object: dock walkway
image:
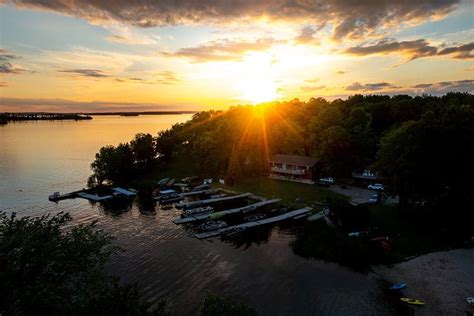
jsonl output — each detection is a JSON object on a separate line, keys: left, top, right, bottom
{"left": 195, "top": 207, "right": 313, "bottom": 239}
{"left": 173, "top": 198, "right": 281, "bottom": 224}
{"left": 175, "top": 193, "right": 250, "bottom": 209}
{"left": 77, "top": 192, "right": 113, "bottom": 201}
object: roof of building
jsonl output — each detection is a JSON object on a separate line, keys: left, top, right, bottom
{"left": 269, "top": 154, "right": 320, "bottom": 166}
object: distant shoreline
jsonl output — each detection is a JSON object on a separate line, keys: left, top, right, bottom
{"left": 0, "top": 111, "right": 197, "bottom": 124}
{"left": 1, "top": 111, "right": 197, "bottom": 116}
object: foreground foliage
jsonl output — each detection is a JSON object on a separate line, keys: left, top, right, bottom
{"left": 0, "top": 212, "right": 166, "bottom": 315}
{"left": 199, "top": 293, "right": 258, "bottom": 316}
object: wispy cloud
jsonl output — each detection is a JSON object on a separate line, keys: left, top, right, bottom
{"left": 58, "top": 68, "right": 111, "bottom": 78}
{"left": 410, "top": 79, "right": 473, "bottom": 94}
{"left": 294, "top": 25, "right": 322, "bottom": 44}
{"left": 0, "top": 49, "right": 27, "bottom": 74}
{"left": 346, "top": 82, "right": 396, "bottom": 91}
{"left": 0, "top": 97, "right": 190, "bottom": 112}
{"left": 345, "top": 38, "right": 473, "bottom": 61}
{"left": 161, "top": 38, "right": 279, "bottom": 62}
{"left": 3, "top": 1, "right": 460, "bottom": 40}
{"left": 437, "top": 42, "right": 474, "bottom": 59}
{"left": 300, "top": 85, "right": 326, "bottom": 91}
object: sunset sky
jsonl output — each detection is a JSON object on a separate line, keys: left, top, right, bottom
{"left": 0, "top": 0, "right": 473, "bottom": 112}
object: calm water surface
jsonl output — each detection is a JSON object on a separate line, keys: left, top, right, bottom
{"left": 0, "top": 115, "right": 395, "bottom": 315}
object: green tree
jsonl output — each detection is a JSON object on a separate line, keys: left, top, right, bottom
{"left": 90, "top": 143, "right": 134, "bottom": 185}
{"left": 130, "top": 133, "right": 156, "bottom": 167}
{"left": 0, "top": 212, "right": 166, "bottom": 315}
{"left": 199, "top": 293, "right": 257, "bottom": 316}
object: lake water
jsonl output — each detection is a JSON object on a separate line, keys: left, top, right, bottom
{"left": 0, "top": 116, "right": 396, "bottom": 315}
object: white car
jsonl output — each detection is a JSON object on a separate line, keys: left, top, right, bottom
{"left": 368, "top": 183, "right": 384, "bottom": 191}
{"left": 319, "top": 177, "right": 335, "bottom": 184}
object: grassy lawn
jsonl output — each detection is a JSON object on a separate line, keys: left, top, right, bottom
{"left": 369, "top": 204, "right": 456, "bottom": 261}
{"left": 219, "top": 176, "right": 347, "bottom": 209}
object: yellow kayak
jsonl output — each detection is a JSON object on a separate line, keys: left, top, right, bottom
{"left": 400, "top": 297, "right": 425, "bottom": 305}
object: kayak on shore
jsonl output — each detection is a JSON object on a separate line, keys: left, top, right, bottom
{"left": 389, "top": 283, "right": 407, "bottom": 290}
{"left": 400, "top": 297, "right": 425, "bottom": 306}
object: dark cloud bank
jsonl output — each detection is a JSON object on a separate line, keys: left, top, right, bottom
{"left": 3, "top": 1, "right": 460, "bottom": 40}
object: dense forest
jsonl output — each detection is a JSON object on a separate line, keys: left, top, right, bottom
{"left": 89, "top": 93, "right": 474, "bottom": 218}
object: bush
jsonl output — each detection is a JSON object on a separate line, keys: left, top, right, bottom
{"left": 0, "top": 212, "right": 166, "bottom": 315}
{"left": 199, "top": 293, "right": 257, "bottom": 316}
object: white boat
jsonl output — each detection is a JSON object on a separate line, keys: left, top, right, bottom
{"left": 244, "top": 213, "right": 266, "bottom": 222}
{"left": 198, "top": 220, "right": 228, "bottom": 232}
{"left": 183, "top": 206, "right": 214, "bottom": 217}
{"left": 222, "top": 227, "right": 247, "bottom": 238}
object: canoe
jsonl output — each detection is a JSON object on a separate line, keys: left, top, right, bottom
{"left": 400, "top": 298, "right": 425, "bottom": 305}
{"left": 389, "top": 283, "right": 407, "bottom": 290}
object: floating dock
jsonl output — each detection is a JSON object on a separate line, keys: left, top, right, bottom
{"left": 307, "top": 208, "right": 329, "bottom": 221}
{"left": 173, "top": 198, "right": 280, "bottom": 224}
{"left": 175, "top": 193, "right": 251, "bottom": 209}
{"left": 48, "top": 191, "right": 79, "bottom": 202}
{"left": 195, "top": 207, "right": 313, "bottom": 239}
{"left": 77, "top": 192, "right": 113, "bottom": 201}
{"left": 153, "top": 189, "right": 217, "bottom": 201}
{"left": 112, "top": 187, "right": 137, "bottom": 197}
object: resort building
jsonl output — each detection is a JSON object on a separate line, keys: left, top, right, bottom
{"left": 268, "top": 154, "right": 321, "bottom": 184}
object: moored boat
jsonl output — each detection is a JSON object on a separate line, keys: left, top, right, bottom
{"left": 244, "top": 213, "right": 266, "bottom": 222}
{"left": 222, "top": 227, "right": 247, "bottom": 238}
{"left": 183, "top": 206, "right": 214, "bottom": 217}
{"left": 198, "top": 220, "right": 228, "bottom": 232}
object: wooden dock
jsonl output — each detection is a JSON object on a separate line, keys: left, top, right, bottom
{"left": 194, "top": 207, "right": 313, "bottom": 239}
{"left": 153, "top": 189, "right": 217, "bottom": 201}
{"left": 77, "top": 192, "right": 113, "bottom": 201}
{"left": 307, "top": 208, "right": 329, "bottom": 221}
{"left": 173, "top": 198, "right": 281, "bottom": 224}
{"left": 175, "top": 193, "right": 251, "bottom": 209}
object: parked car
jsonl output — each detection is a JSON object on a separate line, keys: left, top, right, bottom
{"left": 319, "top": 177, "right": 335, "bottom": 185}
{"left": 368, "top": 183, "right": 384, "bottom": 191}
{"left": 369, "top": 193, "right": 379, "bottom": 204}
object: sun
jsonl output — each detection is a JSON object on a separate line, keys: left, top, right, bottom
{"left": 236, "top": 52, "right": 279, "bottom": 104}
{"left": 239, "top": 78, "right": 278, "bottom": 104}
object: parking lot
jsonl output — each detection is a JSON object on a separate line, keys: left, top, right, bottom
{"left": 328, "top": 185, "right": 399, "bottom": 205}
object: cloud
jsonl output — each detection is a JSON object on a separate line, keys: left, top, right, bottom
{"left": 346, "top": 82, "right": 396, "bottom": 91}
{"left": 0, "top": 49, "right": 27, "bottom": 74}
{"left": 300, "top": 85, "right": 326, "bottom": 91}
{"left": 410, "top": 79, "right": 473, "bottom": 95}
{"left": 0, "top": 97, "right": 192, "bottom": 112}
{"left": 345, "top": 39, "right": 438, "bottom": 61}
{"left": 105, "top": 29, "right": 159, "bottom": 45}
{"left": 58, "top": 68, "right": 111, "bottom": 78}
{"left": 437, "top": 42, "right": 474, "bottom": 59}
{"left": 155, "top": 71, "right": 181, "bottom": 84}
{"left": 161, "top": 38, "right": 278, "bottom": 62}
{"left": 59, "top": 67, "right": 181, "bottom": 85}
{"left": 345, "top": 38, "right": 473, "bottom": 61}
{"left": 294, "top": 25, "right": 322, "bottom": 44}
{"left": 3, "top": 1, "right": 460, "bottom": 40}
{"left": 305, "top": 78, "right": 319, "bottom": 83}
{"left": 115, "top": 71, "right": 181, "bottom": 85}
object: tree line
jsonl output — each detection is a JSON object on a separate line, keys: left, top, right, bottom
{"left": 90, "top": 92, "right": 473, "bottom": 215}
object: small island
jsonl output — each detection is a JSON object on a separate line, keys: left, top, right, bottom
{"left": 0, "top": 113, "right": 92, "bottom": 124}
